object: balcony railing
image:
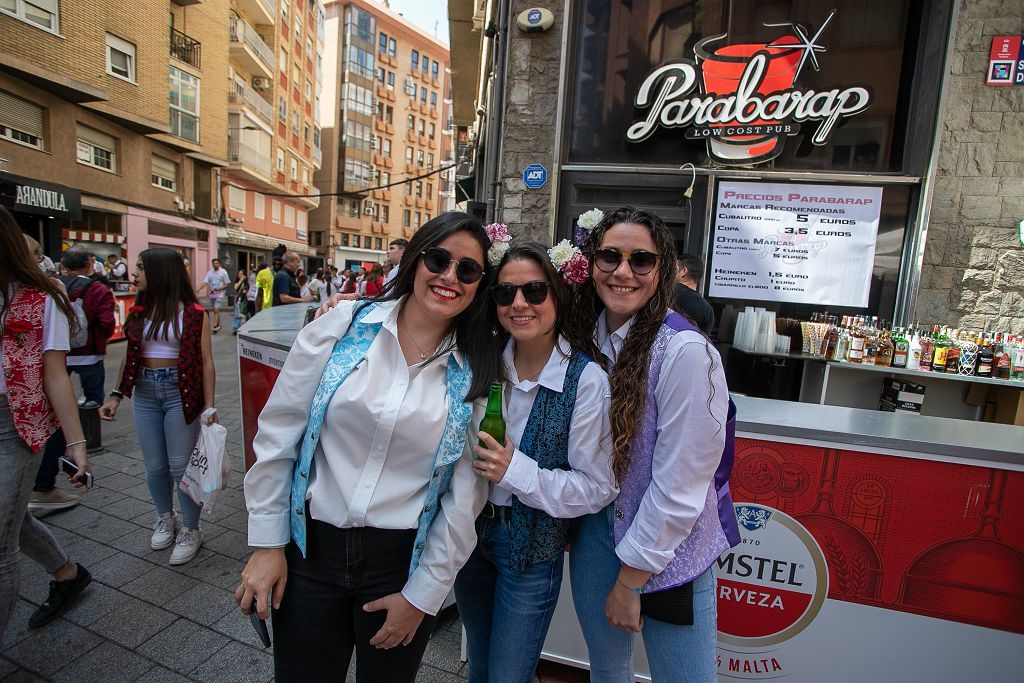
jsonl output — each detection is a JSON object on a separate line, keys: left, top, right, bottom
{"left": 228, "top": 81, "right": 273, "bottom": 123}
{"left": 170, "top": 28, "right": 201, "bottom": 68}
{"left": 229, "top": 17, "right": 273, "bottom": 72}
{"left": 169, "top": 109, "right": 199, "bottom": 142}
{"left": 228, "top": 139, "right": 272, "bottom": 178}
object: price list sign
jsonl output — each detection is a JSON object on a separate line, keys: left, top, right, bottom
{"left": 708, "top": 181, "right": 883, "bottom": 307}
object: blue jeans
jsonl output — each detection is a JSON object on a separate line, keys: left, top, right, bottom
{"left": 37, "top": 359, "right": 106, "bottom": 491}
{"left": 230, "top": 297, "right": 243, "bottom": 332}
{"left": 132, "top": 367, "right": 202, "bottom": 529}
{"left": 454, "top": 515, "right": 563, "bottom": 683}
{"left": 570, "top": 505, "right": 718, "bottom": 683}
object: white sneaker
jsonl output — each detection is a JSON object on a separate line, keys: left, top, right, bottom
{"left": 151, "top": 512, "right": 177, "bottom": 550}
{"left": 169, "top": 528, "right": 203, "bottom": 566}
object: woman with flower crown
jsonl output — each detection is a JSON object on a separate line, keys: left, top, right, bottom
{"left": 565, "top": 206, "right": 739, "bottom": 682}
{"left": 453, "top": 230, "right": 616, "bottom": 683}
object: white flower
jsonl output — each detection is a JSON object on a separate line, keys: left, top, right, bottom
{"left": 547, "top": 239, "right": 577, "bottom": 268}
{"left": 577, "top": 208, "right": 604, "bottom": 231}
{"left": 488, "top": 240, "right": 510, "bottom": 266}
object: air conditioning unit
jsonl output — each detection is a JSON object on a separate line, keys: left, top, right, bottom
{"left": 252, "top": 77, "right": 271, "bottom": 91}
{"left": 405, "top": 78, "right": 416, "bottom": 96}
{"left": 364, "top": 199, "right": 375, "bottom": 215}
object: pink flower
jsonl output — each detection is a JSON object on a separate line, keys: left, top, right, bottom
{"left": 561, "top": 252, "right": 590, "bottom": 285}
{"left": 483, "top": 222, "right": 511, "bottom": 244}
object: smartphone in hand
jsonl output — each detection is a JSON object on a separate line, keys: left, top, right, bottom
{"left": 58, "top": 456, "right": 94, "bottom": 489}
{"left": 250, "top": 598, "right": 271, "bottom": 648}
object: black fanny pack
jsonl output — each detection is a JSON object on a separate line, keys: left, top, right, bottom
{"left": 640, "top": 581, "right": 694, "bottom": 626}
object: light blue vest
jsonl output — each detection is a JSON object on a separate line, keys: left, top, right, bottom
{"left": 289, "top": 303, "right": 475, "bottom": 576}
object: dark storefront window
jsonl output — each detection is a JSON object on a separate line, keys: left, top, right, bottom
{"left": 567, "top": 0, "right": 922, "bottom": 172}
{"left": 193, "top": 162, "right": 212, "bottom": 219}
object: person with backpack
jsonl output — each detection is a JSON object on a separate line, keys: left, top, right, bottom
{"left": 30, "top": 247, "right": 114, "bottom": 516}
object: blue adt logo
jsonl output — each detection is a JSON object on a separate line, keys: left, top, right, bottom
{"left": 736, "top": 505, "right": 772, "bottom": 532}
{"left": 522, "top": 163, "right": 548, "bottom": 189}
{"left": 527, "top": 8, "right": 542, "bottom": 24}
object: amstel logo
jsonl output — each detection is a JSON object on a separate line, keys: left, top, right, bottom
{"left": 716, "top": 504, "right": 828, "bottom": 648}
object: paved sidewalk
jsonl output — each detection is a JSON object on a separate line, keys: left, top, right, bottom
{"left": 1, "top": 330, "right": 472, "bottom": 682}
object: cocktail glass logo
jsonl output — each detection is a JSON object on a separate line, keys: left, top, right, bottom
{"left": 627, "top": 11, "right": 873, "bottom": 165}
{"left": 716, "top": 505, "right": 828, "bottom": 656}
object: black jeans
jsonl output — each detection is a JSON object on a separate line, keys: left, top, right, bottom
{"left": 36, "top": 360, "right": 105, "bottom": 491}
{"left": 272, "top": 519, "right": 437, "bottom": 683}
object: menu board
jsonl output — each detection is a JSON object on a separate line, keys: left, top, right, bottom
{"left": 708, "top": 181, "right": 883, "bottom": 307}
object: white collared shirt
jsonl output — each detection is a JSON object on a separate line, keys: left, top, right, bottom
{"left": 244, "top": 298, "right": 487, "bottom": 615}
{"left": 596, "top": 311, "right": 729, "bottom": 575}
{"left": 490, "top": 337, "right": 617, "bottom": 517}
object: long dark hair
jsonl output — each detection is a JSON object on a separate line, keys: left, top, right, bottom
{"left": 564, "top": 207, "right": 678, "bottom": 484}
{"left": 362, "top": 211, "right": 502, "bottom": 401}
{"left": 131, "top": 247, "right": 200, "bottom": 340}
{"left": 489, "top": 242, "right": 592, "bottom": 357}
{"left": 0, "top": 207, "right": 76, "bottom": 329}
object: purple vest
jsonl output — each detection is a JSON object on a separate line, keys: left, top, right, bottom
{"left": 612, "top": 312, "right": 741, "bottom": 592}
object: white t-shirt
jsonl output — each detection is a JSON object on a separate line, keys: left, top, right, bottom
{"left": 204, "top": 267, "right": 231, "bottom": 298}
{"left": 0, "top": 287, "right": 71, "bottom": 395}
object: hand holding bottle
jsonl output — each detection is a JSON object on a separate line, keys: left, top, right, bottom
{"left": 472, "top": 432, "right": 515, "bottom": 484}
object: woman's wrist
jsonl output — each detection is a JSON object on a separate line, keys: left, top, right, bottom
{"left": 615, "top": 576, "right": 644, "bottom": 594}
{"left": 64, "top": 439, "right": 87, "bottom": 449}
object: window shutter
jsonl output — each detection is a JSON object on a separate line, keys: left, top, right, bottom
{"left": 0, "top": 91, "right": 44, "bottom": 137}
{"left": 152, "top": 155, "right": 177, "bottom": 180}
{"left": 76, "top": 124, "right": 116, "bottom": 151}
{"left": 32, "top": 0, "right": 59, "bottom": 11}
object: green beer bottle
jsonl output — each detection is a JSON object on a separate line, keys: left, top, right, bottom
{"left": 478, "top": 382, "right": 506, "bottom": 448}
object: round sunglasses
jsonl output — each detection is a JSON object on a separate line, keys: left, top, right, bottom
{"left": 592, "top": 248, "right": 659, "bottom": 276}
{"left": 420, "top": 247, "right": 485, "bottom": 284}
{"left": 491, "top": 281, "right": 551, "bottom": 307}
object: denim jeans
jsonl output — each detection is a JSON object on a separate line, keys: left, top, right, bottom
{"left": 230, "top": 298, "right": 243, "bottom": 333}
{"left": 272, "top": 518, "right": 437, "bottom": 683}
{"left": 570, "top": 505, "right": 718, "bottom": 683}
{"left": 37, "top": 359, "right": 106, "bottom": 491}
{"left": 0, "top": 397, "right": 69, "bottom": 638}
{"left": 132, "top": 367, "right": 202, "bottom": 529}
{"left": 454, "top": 515, "right": 563, "bottom": 683}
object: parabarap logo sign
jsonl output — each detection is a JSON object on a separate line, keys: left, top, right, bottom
{"left": 626, "top": 11, "right": 873, "bottom": 165}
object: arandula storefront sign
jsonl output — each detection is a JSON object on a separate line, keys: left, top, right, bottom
{"left": 626, "top": 11, "right": 874, "bottom": 165}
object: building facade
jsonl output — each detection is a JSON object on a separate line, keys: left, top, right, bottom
{"left": 312, "top": 0, "right": 452, "bottom": 271}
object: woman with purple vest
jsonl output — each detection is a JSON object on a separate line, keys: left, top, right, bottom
{"left": 565, "top": 207, "right": 740, "bottom": 682}
{"left": 455, "top": 240, "right": 616, "bottom": 683}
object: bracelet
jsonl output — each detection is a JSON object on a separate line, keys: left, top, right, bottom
{"left": 110, "top": 390, "right": 124, "bottom": 400}
{"left": 64, "top": 439, "right": 87, "bottom": 448}
{"left": 616, "top": 576, "right": 644, "bottom": 595}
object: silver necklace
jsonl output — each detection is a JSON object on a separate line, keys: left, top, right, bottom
{"left": 401, "top": 324, "right": 435, "bottom": 361}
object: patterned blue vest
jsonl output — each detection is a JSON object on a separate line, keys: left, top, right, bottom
{"left": 289, "top": 303, "right": 475, "bottom": 576}
{"left": 508, "top": 351, "right": 592, "bottom": 573}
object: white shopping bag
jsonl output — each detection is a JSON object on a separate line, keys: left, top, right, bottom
{"left": 180, "top": 408, "right": 231, "bottom": 514}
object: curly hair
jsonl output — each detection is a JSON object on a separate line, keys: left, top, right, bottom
{"left": 564, "top": 207, "right": 679, "bottom": 484}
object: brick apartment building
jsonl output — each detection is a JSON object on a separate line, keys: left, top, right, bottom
{"left": 311, "top": 0, "right": 455, "bottom": 271}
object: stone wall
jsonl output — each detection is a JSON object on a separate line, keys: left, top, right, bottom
{"left": 918, "top": 1, "right": 1024, "bottom": 335}
{"left": 496, "top": 1, "right": 564, "bottom": 243}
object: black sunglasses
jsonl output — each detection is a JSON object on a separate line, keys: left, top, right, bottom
{"left": 420, "top": 247, "right": 485, "bottom": 284}
{"left": 491, "top": 281, "right": 551, "bottom": 307}
{"left": 593, "top": 248, "right": 659, "bottom": 276}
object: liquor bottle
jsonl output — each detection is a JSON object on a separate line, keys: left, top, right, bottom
{"left": 932, "top": 326, "right": 949, "bottom": 373}
{"left": 835, "top": 317, "right": 851, "bottom": 362}
{"left": 848, "top": 317, "right": 865, "bottom": 364}
{"left": 976, "top": 339, "right": 994, "bottom": 378}
{"left": 892, "top": 328, "right": 909, "bottom": 368}
{"left": 906, "top": 331, "right": 922, "bottom": 370}
{"left": 876, "top": 325, "right": 894, "bottom": 367}
{"left": 919, "top": 327, "right": 934, "bottom": 372}
{"left": 945, "top": 330, "right": 961, "bottom": 374}
{"left": 993, "top": 335, "right": 1012, "bottom": 380}
{"left": 863, "top": 318, "right": 878, "bottom": 366}
{"left": 1011, "top": 336, "right": 1024, "bottom": 381}
{"left": 478, "top": 382, "right": 506, "bottom": 447}
{"left": 823, "top": 318, "right": 839, "bottom": 360}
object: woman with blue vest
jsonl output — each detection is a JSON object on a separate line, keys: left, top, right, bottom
{"left": 565, "top": 207, "right": 740, "bottom": 682}
{"left": 455, "top": 240, "right": 617, "bottom": 683}
{"left": 236, "top": 212, "right": 503, "bottom": 682}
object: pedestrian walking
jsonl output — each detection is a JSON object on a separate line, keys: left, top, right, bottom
{"left": 308, "top": 268, "right": 327, "bottom": 303}
{"left": 384, "top": 238, "right": 407, "bottom": 286}
{"left": 246, "top": 268, "right": 258, "bottom": 320}
{"left": 255, "top": 262, "right": 274, "bottom": 313}
{"left": 1, "top": 208, "right": 93, "bottom": 637}
{"left": 272, "top": 252, "right": 312, "bottom": 306}
{"left": 231, "top": 269, "right": 248, "bottom": 335}
{"left": 198, "top": 257, "right": 231, "bottom": 332}
{"left": 31, "top": 246, "right": 115, "bottom": 516}
{"left": 99, "top": 247, "right": 219, "bottom": 566}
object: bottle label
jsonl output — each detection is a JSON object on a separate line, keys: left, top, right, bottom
{"left": 893, "top": 350, "right": 907, "bottom": 365}
{"left": 933, "top": 347, "right": 948, "bottom": 367}
{"left": 978, "top": 361, "right": 992, "bottom": 376}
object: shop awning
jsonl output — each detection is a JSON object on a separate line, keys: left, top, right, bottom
{"left": 217, "top": 226, "right": 316, "bottom": 257}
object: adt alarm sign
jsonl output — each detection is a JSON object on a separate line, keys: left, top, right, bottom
{"left": 523, "top": 163, "right": 548, "bottom": 189}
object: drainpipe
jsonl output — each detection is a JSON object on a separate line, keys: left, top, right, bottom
{"left": 482, "top": 0, "right": 511, "bottom": 224}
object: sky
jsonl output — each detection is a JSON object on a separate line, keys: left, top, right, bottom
{"left": 378, "top": 0, "right": 450, "bottom": 45}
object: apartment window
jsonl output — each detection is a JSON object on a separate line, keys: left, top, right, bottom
{"left": 281, "top": 0, "right": 288, "bottom": 18}
{"left": 379, "top": 32, "right": 388, "bottom": 53}
{"left": 290, "top": 157, "right": 298, "bottom": 181}
{"left": 415, "top": 211, "right": 421, "bottom": 225}
{"left": 381, "top": 206, "right": 390, "bottom": 223}
{"left": 0, "top": 90, "right": 45, "bottom": 149}
{"left": 272, "top": 199, "right": 281, "bottom": 223}
{"left": 386, "top": 71, "right": 395, "bottom": 89}
{"left": 151, "top": 155, "right": 177, "bottom": 191}
{"left": 388, "top": 38, "right": 396, "bottom": 58}
{"left": 343, "top": 82, "right": 373, "bottom": 116}
{"left": 292, "top": 64, "right": 301, "bottom": 86}
{"left": 344, "top": 159, "right": 372, "bottom": 187}
{"left": 75, "top": 124, "right": 117, "bottom": 172}
{"left": 384, "top": 105, "right": 393, "bottom": 124}
{"left": 429, "top": 122, "right": 436, "bottom": 139}
{"left": 381, "top": 171, "right": 390, "bottom": 185}
{"left": 305, "top": 79, "right": 312, "bottom": 100}
{"left": 276, "top": 148, "right": 285, "bottom": 172}
{"left": 411, "top": 50, "right": 419, "bottom": 70}
{"left": 407, "top": 113, "right": 415, "bottom": 130}
{"left": 1, "top": 0, "right": 59, "bottom": 32}
{"left": 430, "top": 91, "right": 437, "bottom": 107}
{"left": 305, "top": 37, "right": 313, "bottom": 56}
{"left": 402, "top": 209, "right": 411, "bottom": 227}
{"left": 405, "top": 147, "right": 413, "bottom": 163}
{"left": 432, "top": 61, "right": 439, "bottom": 79}
{"left": 405, "top": 180, "right": 413, "bottom": 194}
{"left": 297, "top": 210, "right": 307, "bottom": 238}
{"left": 376, "top": 67, "right": 385, "bottom": 83}
{"left": 291, "top": 111, "right": 300, "bottom": 133}
{"left": 228, "top": 185, "right": 246, "bottom": 212}
{"left": 427, "top": 152, "right": 434, "bottom": 167}
{"left": 279, "top": 48, "right": 288, "bottom": 73}
{"left": 352, "top": 235, "right": 361, "bottom": 248}
{"left": 285, "top": 205, "right": 295, "bottom": 228}
{"left": 169, "top": 66, "right": 199, "bottom": 142}
{"left": 313, "top": 126, "right": 321, "bottom": 148}
{"left": 420, "top": 86, "right": 427, "bottom": 103}
{"left": 382, "top": 139, "right": 391, "bottom": 156}
{"left": 303, "top": 123, "right": 310, "bottom": 143}
{"left": 426, "top": 182, "right": 433, "bottom": 196}
{"left": 421, "top": 57, "right": 429, "bottom": 77}
{"left": 425, "top": 214, "right": 431, "bottom": 222}
{"left": 418, "top": 119, "right": 425, "bottom": 135}
{"left": 105, "top": 34, "right": 136, "bottom": 82}
{"left": 416, "top": 150, "right": 424, "bottom": 167}
{"left": 302, "top": 167, "right": 310, "bottom": 185}
{"left": 375, "top": 237, "right": 383, "bottom": 250}
{"left": 294, "top": 16, "right": 302, "bottom": 39}
{"left": 254, "top": 192, "right": 265, "bottom": 219}
{"left": 278, "top": 96, "right": 286, "bottom": 120}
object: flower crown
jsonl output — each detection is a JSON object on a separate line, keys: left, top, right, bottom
{"left": 484, "top": 222, "right": 512, "bottom": 266}
{"left": 574, "top": 208, "right": 604, "bottom": 246}
{"left": 548, "top": 240, "right": 589, "bottom": 285}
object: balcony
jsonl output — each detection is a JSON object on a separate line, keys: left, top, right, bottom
{"left": 229, "top": 17, "right": 273, "bottom": 79}
{"left": 170, "top": 28, "right": 201, "bottom": 68}
{"left": 228, "top": 81, "right": 272, "bottom": 123}
{"left": 300, "top": 186, "right": 321, "bottom": 209}
{"left": 407, "top": 130, "right": 417, "bottom": 143}
{"left": 234, "top": 0, "right": 274, "bottom": 25}
{"left": 313, "top": 145, "right": 323, "bottom": 169}
{"left": 228, "top": 139, "right": 272, "bottom": 181}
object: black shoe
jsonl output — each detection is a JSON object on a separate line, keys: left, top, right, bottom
{"left": 29, "top": 563, "right": 91, "bottom": 628}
